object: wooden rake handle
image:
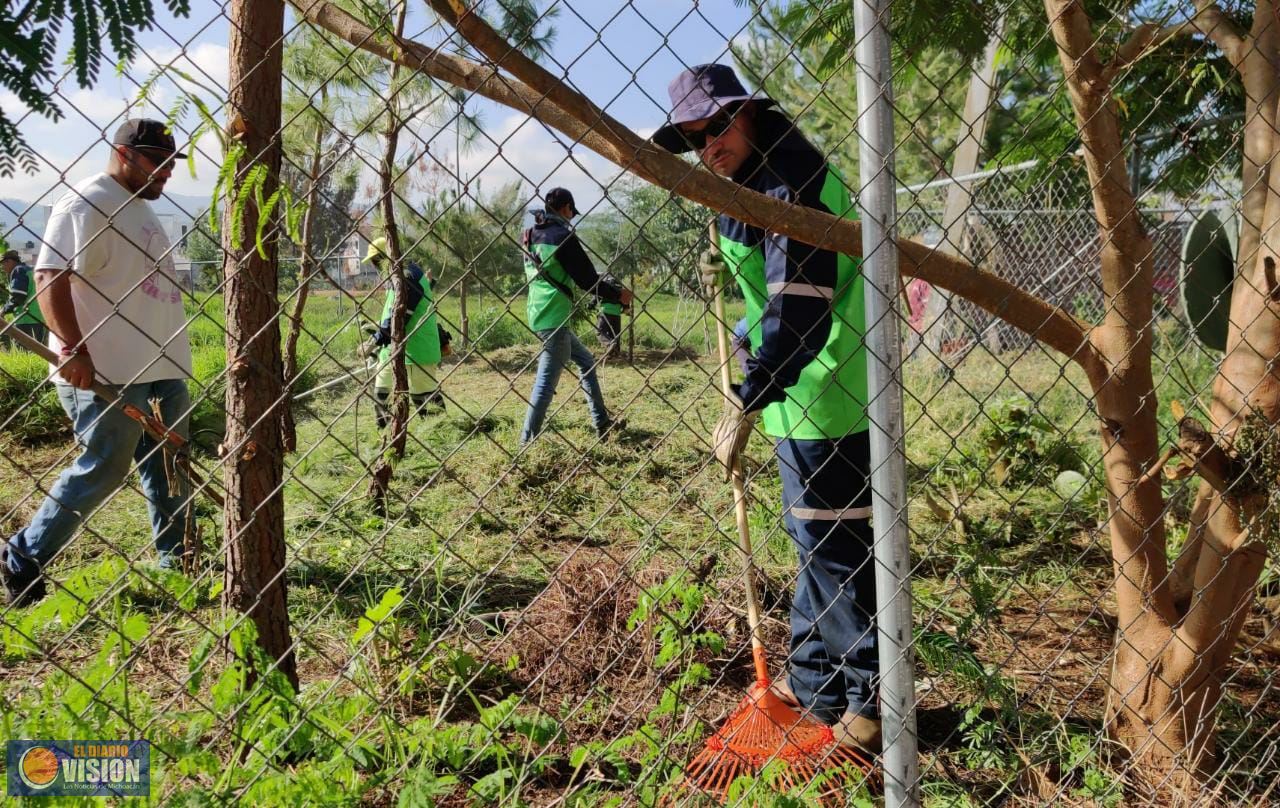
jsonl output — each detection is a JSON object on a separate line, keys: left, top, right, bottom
{"left": 3, "top": 321, "right": 223, "bottom": 508}
{"left": 4, "top": 323, "right": 187, "bottom": 450}
{"left": 706, "top": 220, "right": 771, "bottom": 687}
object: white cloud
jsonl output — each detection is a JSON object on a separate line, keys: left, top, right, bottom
{"left": 4, "top": 41, "right": 231, "bottom": 210}
{"left": 133, "top": 42, "right": 232, "bottom": 99}
{"left": 451, "top": 112, "right": 627, "bottom": 214}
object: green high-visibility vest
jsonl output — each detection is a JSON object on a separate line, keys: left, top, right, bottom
{"left": 524, "top": 243, "right": 576, "bottom": 332}
{"left": 600, "top": 300, "right": 623, "bottom": 316}
{"left": 719, "top": 168, "right": 868, "bottom": 440}
{"left": 377, "top": 264, "right": 440, "bottom": 367}
{"left": 9, "top": 264, "right": 44, "bottom": 326}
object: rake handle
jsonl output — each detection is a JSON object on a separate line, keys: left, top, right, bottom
{"left": 707, "top": 221, "right": 770, "bottom": 687}
{"left": 4, "top": 322, "right": 226, "bottom": 516}
{"left": 4, "top": 322, "right": 190, "bottom": 451}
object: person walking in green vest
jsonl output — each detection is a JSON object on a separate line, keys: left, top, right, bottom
{"left": 654, "top": 64, "right": 880, "bottom": 755}
{"left": 3, "top": 249, "right": 48, "bottom": 346}
{"left": 595, "top": 272, "right": 627, "bottom": 361}
{"left": 520, "top": 188, "right": 631, "bottom": 444}
{"left": 363, "top": 237, "right": 448, "bottom": 428}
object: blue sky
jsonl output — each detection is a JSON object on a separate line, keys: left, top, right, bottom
{"left": 2, "top": 1, "right": 759, "bottom": 220}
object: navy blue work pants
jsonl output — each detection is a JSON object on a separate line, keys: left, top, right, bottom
{"left": 775, "top": 430, "right": 879, "bottom": 722}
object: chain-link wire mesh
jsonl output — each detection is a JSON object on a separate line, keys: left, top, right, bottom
{"left": 1, "top": 0, "right": 1277, "bottom": 806}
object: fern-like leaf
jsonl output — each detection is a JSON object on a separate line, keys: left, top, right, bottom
{"left": 255, "top": 187, "right": 283, "bottom": 260}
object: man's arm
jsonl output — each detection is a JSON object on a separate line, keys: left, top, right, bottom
{"left": 737, "top": 187, "right": 836, "bottom": 414}
{"left": 35, "top": 268, "right": 95, "bottom": 389}
{"left": 556, "top": 235, "right": 623, "bottom": 303}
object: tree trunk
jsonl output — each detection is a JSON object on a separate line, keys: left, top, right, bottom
{"left": 1231, "top": 0, "right": 1278, "bottom": 282}
{"left": 367, "top": 0, "right": 411, "bottom": 511}
{"left": 280, "top": 122, "right": 326, "bottom": 453}
{"left": 1047, "top": 0, "right": 1276, "bottom": 791}
{"left": 222, "top": 0, "right": 297, "bottom": 688}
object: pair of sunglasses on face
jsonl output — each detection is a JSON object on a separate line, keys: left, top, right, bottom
{"left": 127, "top": 147, "right": 178, "bottom": 171}
{"left": 679, "top": 103, "right": 744, "bottom": 151}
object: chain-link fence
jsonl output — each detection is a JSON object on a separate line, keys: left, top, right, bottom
{"left": 1, "top": 0, "right": 1277, "bottom": 806}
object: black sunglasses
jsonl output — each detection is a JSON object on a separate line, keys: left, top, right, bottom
{"left": 126, "top": 146, "right": 178, "bottom": 169}
{"left": 680, "top": 104, "right": 744, "bottom": 151}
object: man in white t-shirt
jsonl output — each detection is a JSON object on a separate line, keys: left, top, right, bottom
{"left": 1, "top": 119, "right": 195, "bottom": 606}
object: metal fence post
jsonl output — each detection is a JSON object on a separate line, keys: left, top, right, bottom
{"left": 854, "top": 0, "right": 920, "bottom": 804}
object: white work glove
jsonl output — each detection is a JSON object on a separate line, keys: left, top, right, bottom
{"left": 699, "top": 249, "right": 727, "bottom": 292}
{"left": 712, "top": 390, "right": 758, "bottom": 481}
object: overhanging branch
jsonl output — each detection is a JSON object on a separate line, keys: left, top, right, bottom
{"left": 1104, "top": 2, "right": 1246, "bottom": 81}
{"left": 290, "top": 0, "right": 1097, "bottom": 369}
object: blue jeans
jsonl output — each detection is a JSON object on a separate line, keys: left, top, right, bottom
{"left": 776, "top": 430, "right": 879, "bottom": 722}
{"left": 520, "top": 326, "right": 608, "bottom": 443}
{"left": 5, "top": 379, "right": 191, "bottom": 580}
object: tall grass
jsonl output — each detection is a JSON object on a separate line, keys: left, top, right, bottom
{"left": 0, "top": 291, "right": 716, "bottom": 444}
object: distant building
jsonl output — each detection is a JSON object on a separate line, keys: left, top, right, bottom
{"left": 3, "top": 197, "right": 199, "bottom": 281}
{"left": 338, "top": 230, "right": 377, "bottom": 289}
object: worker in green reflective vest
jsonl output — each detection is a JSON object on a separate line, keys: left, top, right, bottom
{"left": 520, "top": 187, "right": 631, "bottom": 443}
{"left": 3, "top": 249, "right": 48, "bottom": 346}
{"left": 363, "top": 238, "right": 449, "bottom": 427}
{"left": 654, "top": 64, "right": 879, "bottom": 755}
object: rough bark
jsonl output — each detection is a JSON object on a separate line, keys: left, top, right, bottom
{"left": 280, "top": 121, "right": 326, "bottom": 453}
{"left": 366, "top": 0, "right": 411, "bottom": 511}
{"left": 222, "top": 0, "right": 297, "bottom": 687}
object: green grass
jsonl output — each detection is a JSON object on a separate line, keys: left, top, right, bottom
{"left": 0, "top": 296, "right": 1271, "bottom": 806}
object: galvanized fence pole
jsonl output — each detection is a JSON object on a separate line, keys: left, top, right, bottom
{"left": 854, "top": 0, "right": 920, "bottom": 804}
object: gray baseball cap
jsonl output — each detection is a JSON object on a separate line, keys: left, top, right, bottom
{"left": 651, "top": 64, "right": 775, "bottom": 154}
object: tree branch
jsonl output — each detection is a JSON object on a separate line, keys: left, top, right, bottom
{"left": 1190, "top": 0, "right": 1247, "bottom": 67}
{"left": 1176, "top": 416, "right": 1236, "bottom": 495}
{"left": 1104, "top": 3, "right": 1246, "bottom": 81}
{"left": 290, "top": 0, "right": 1098, "bottom": 370}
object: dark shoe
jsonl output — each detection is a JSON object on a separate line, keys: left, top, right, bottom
{"left": 0, "top": 545, "right": 46, "bottom": 607}
{"left": 596, "top": 417, "right": 626, "bottom": 440}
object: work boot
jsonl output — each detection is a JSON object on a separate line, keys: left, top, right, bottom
{"left": 832, "top": 711, "right": 882, "bottom": 755}
{"left": 596, "top": 416, "right": 626, "bottom": 440}
{"left": 1, "top": 544, "right": 46, "bottom": 607}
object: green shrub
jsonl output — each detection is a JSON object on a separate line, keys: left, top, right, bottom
{"left": 469, "top": 305, "right": 534, "bottom": 351}
{"left": 0, "top": 347, "right": 68, "bottom": 443}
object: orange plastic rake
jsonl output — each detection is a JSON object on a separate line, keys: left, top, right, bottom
{"left": 673, "top": 224, "right": 875, "bottom": 804}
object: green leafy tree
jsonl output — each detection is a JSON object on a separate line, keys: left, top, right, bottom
{"left": 181, "top": 222, "right": 222, "bottom": 291}
{"left": 0, "top": 0, "right": 191, "bottom": 176}
{"left": 400, "top": 181, "right": 528, "bottom": 298}
{"left": 579, "top": 179, "right": 709, "bottom": 296}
